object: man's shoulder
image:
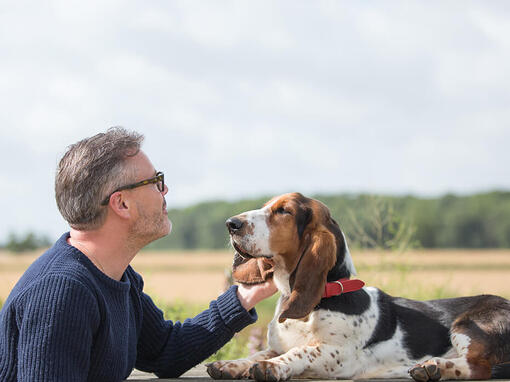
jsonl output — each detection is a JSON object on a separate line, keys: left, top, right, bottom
{"left": 6, "top": 233, "right": 99, "bottom": 306}
{"left": 12, "top": 266, "right": 97, "bottom": 305}
{"left": 3, "top": 267, "right": 100, "bottom": 325}
{"left": 3, "top": 265, "right": 102, "bottom": 333}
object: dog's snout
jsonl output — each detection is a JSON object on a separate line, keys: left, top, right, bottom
{"left": 226, "top": 217, "right": 244, "bottom": 233}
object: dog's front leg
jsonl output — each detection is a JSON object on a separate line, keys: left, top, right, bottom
{"left": 248, "top": 344, "right": 346, "bottom": 381}
{"left": 206, "top": 348, "right": 279, "bottom": 379}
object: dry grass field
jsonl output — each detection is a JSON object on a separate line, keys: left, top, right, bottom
{"left": 2, "top": 248, "right": 510, "bottom": 304}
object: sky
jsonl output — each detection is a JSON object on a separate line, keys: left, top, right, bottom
{"left": 1, "top": 1, "right": 509, "bottom": 242}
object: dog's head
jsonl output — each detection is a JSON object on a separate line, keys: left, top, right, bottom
{"left": 227, "top": 192, "right": 356, "bottom": 322}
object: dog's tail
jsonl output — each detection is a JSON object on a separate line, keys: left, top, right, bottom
{"left": 492, "top": 363, "right": 510, "bottom": 379}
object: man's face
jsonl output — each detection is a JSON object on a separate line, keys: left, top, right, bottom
{"left": 125, "top": 150, "right": 171, "bottom": 244}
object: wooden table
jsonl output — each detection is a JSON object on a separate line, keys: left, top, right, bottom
{"left": 126, "top": 364, "right": 495, "bottom": 382}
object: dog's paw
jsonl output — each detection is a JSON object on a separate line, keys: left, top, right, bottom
{"left": 409, "top": 360, "right": 441, "bottom": 382}
{"left": 206, "top": 360, "right": 252, "bottom": 379}
{"left": 249, "top": 361, "right": 292, "bottom": 382}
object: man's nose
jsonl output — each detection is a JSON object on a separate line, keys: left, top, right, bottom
{"left": 226, "top": 217, "right": 244, "bottom": 234}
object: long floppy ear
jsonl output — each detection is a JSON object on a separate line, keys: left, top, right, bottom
{"left": 278, "top": 228, "right": 337, "bottom": 322}
{"left": 232, "top": 256, "right": 274, "bottom": 285}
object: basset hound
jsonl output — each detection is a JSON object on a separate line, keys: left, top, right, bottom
{"left": 206, "top": 193, "right": 510, "bottom": 381}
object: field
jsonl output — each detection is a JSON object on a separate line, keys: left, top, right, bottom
{"left": 3, "top": 248, "right": 510, "bottom": 303}
{"left": 2, "top": 248, "right": 510, "bottom": 360}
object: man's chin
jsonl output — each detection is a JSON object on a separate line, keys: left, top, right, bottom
{"left": 135, "top": 218, "right": 172, "bottom": 244}
{"left": 157, "top": 218, "right": 172, "bottom": 239}
{"left": 165, "top": 217, "right": 172, "bottom": 234}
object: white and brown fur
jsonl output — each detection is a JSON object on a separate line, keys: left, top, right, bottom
{"left": 206, "top": 193, "right": 510, "bottom": 381}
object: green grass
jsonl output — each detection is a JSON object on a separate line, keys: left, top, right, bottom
{"left": 154, "top": 294, "right": 279, "bottom": 362}
{"left": 374, "top": 274, "right": 458, "bottom": 301}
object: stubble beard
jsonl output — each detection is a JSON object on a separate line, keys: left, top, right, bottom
{"left": 130, "top": 202, "right": 171, "bottom": 249}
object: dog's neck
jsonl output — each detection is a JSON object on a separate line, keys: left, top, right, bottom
{"left": 326, "top": 249, "right": 353, "bottom": 281}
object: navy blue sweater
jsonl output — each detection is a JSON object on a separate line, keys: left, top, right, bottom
{"left": 0, "top": 233, "right": 257, "bottom": 381}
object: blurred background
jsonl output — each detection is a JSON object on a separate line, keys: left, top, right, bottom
{"left": 1, "top": 0, "right": 510, "bottom": 362}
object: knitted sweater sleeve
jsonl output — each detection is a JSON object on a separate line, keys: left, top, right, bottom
{"left": 134, "top": 284, "right": 257, "bottom": 378}
{"left": 15, "top": 276, "right": 99, "bottom": 382}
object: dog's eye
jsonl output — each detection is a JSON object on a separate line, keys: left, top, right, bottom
{"left": 275, "top": 207, "right": 290, "bottom": 215}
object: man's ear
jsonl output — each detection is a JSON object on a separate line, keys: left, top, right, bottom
{"left": 108, "top": 192, "right": 131, "bottom": 219}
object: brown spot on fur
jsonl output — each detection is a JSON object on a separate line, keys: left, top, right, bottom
{"left": 446, "top": 361, "right": 454, "bottom": 369}
{"left": 267, "top": 195, "right": 304, "bottom": 271}
{"left": 463, "top": 333, "right": 497, "bottom": 379}
{"left": 455, "top": 370, "right": 461, "bottom": 377}
{"left": 297, "top": 354, "right": 302, "bottom": 359}
{"left": 245, "top": 223, "right": 254, "bottom": 235}
{"left": 450, "top": 304, "right": 510, "bottom": 381}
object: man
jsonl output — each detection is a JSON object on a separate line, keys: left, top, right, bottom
{"left": 0, "top": 128, "right": 277, "bottom": 381}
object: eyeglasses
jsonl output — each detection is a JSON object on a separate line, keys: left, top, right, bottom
{"left": 100, "top": 171, "right": 165, "bottom": 206}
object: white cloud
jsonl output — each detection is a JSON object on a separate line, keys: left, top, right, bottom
{"left": 0, "top": 1, "right": 509, "bottom": 241}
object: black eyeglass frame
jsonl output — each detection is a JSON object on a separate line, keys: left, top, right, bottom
{"left": 100, "top": 171, "right": 165, "bottom": 206}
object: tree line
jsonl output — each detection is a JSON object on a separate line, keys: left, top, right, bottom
{"left": 3, "top": 191, "right": 509, "bottom": 252}
{"left": 147, "top": 191, "right": 510, "bottom": 250}
{"left": 1, "top": 232, "right": 51, "bottom": 253}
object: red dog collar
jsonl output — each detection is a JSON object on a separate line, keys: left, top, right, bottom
{"left": 322, "top": 278, "right": 365, "bottom": 298}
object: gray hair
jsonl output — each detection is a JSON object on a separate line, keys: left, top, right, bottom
{"left": 55, "top": 127, "right": 144, "bottom": 230}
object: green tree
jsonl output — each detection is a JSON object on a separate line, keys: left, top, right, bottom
{"left": 144, "top": 191, "right": 510, "bottom": 250}
{"left": 4, "top": 232, "right": 51, "bottom": 253}
{"left": 343, "top": 195, "right": 419, "bottom": 251}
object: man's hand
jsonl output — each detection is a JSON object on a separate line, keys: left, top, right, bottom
{"left": 236, "top": 279, "right": 278, "bottom": 311}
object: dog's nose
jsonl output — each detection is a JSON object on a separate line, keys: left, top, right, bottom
{"left": 226, "top": 217, "right": 244, "bottom": 233}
